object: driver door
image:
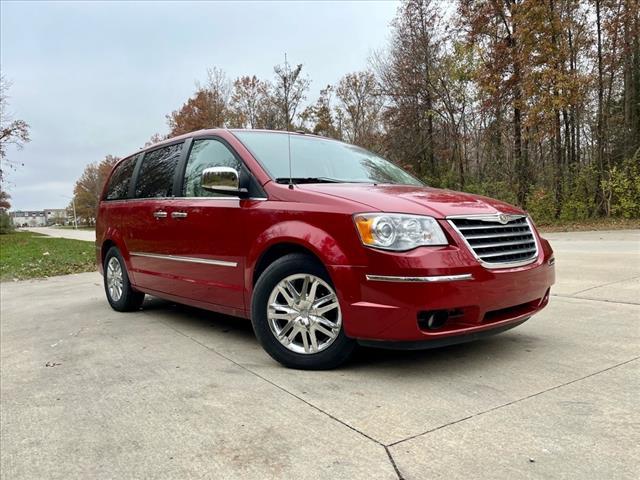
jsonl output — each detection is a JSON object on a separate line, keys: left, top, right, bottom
{"left": 159, "top": 137, "right": 248, "bottom": 313}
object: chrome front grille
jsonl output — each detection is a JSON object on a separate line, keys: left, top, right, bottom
{"left": 448, "top": 214, "right": 538, "bottom": 268}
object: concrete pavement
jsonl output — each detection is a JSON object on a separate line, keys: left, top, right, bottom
{"left": 1, "top": 230, "right": 638, "bottom": 479}
{"left": 24, "top": 226, "right": 95, "bottom": 242}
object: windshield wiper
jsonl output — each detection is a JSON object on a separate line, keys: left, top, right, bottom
{"left": 275, "top": 177, "right": 344, "bottom": 184}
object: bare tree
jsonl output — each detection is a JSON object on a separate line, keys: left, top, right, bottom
{"left": 375, "top": 0, "right": 443, "bottom": 178}
{"left": 335, "top": 71, "right": 384, "bottom": 149}
{"left": 0, "top": 76, "right": 30, "bottom": 182}
{"left": 229, "top": 75, "right": 272, "bottom": 129}
{"left": 167, "top": 67, "right": 231, "bottom": 135}
{"left": 300, "top": 85, "right": 340, "bottom": 138}
{"left": 272, "top": 59, "right": 310, "bottom": 129}
{"left": 144, "top": 132, "right": 167, "bottom": 148}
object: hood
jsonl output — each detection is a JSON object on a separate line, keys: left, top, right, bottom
{"left": 299, "top": 184, "right": 525, "bottom": 218}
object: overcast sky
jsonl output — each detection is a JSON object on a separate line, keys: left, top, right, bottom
{"left": 1, "top": 0, "right": 399, "bottom": 210}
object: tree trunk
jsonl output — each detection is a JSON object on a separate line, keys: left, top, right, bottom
{"left": 511, "top": 4, "right": 526, "bottom": 206}
{"left": 594, "top": 0, "right": 605, "bottom": 214}
{"left": 623, "top": 0, "right": 640, "bottom": 155}
{"left": 554, "top": 108, "right": 563, "bottom": 217}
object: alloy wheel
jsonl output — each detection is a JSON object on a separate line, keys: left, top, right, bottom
{"left": 267, "top": 273, "right": 342, "bottom": 354}
{"left": 106, "top": 256, "right": 124, "bottom": 302}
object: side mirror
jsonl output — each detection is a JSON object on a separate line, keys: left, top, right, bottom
{"left": 201, "top": 167, "right": 248, "bottom": 196}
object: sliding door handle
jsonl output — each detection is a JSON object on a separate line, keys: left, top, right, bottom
{"left": 171, "top": 211, "right": 188, "bottom": 219}
{"left": 153, "top": 211, "right": 168, "bottom": 219}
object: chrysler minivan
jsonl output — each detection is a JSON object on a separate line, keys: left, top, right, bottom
{"left": 97, "top": 129, "right": 555, "bottom": 369}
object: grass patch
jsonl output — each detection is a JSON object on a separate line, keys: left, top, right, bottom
{"left": 537, "top": 217, "right": 640, "bottom": 232}
{"left": 0, "top": 232, "right": 96, "bottom": 281}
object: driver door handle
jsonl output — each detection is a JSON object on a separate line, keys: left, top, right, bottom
{"left": 153, "top": 210, "right": 168, "bottom": 219}
{"left": 171, "top": 211, "right": 188, "bottom": 219}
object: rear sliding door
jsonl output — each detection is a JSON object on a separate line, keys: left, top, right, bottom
{"left": 124, "top": 142, "right": 184, "bottom": 293}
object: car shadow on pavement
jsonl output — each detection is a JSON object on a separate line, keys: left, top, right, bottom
{"left": 140, "top": 296, "right": 256, "bottom": 336}
{"left": 139, "top": 296, "right": 543, "bottom": 371}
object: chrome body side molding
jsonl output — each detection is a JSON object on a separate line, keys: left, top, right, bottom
{"left": 130, "top": 252, "right": 238, "bottom": 268}
{"left": 365, "top": 274, "right": 474, "bottom": 283}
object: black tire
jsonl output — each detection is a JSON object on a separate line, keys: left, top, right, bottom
{"left": 251, "top": 253, "right": 355, "bottom": 370}
{"left": 103, "top": 246, "right": 145, "bottom": 312}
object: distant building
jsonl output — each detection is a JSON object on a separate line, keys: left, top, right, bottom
{"left": 10, "top": 211, "right": 47, "bottom": 227}
{"left": 10, "top": 208, "right": 71, "bottom": 227}
{"left": 44, "top": 208, "right": 68, "bottom": 225}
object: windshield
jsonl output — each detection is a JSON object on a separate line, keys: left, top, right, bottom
{"left": 233, "top": 131, "right": 423, "bottom": 186}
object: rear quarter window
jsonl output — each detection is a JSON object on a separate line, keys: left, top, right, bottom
{"left": 105, "top": 155, "right": 138, "bottom": 200}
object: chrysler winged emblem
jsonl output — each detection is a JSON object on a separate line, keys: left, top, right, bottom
{"left": 497, "top": 213, "right": 509, "bottom": 224}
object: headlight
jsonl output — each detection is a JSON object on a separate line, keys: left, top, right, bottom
{"left": 353, "top": 213, "right": 448, "bottom": 251}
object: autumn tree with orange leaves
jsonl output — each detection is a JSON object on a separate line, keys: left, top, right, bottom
{"left": 71, "top": 155, "right": 119, "bottom": 225}
{"left": 167, "top": 68, "right": 231, "bottom": 136}
{"left": 79, "top": 0, "right": 638, "bottom": 223}
{"left": 228, "top": 76, "right": 273, "bottom": 129}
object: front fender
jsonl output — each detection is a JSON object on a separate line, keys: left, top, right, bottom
{"left": 245, "top": 220, "right": 352, "bottom": 297}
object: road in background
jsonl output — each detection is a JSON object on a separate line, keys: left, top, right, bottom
{"left": 24, "top": 226, "right": 95, "bottom": 242}
{"left": 1, "top": 230, "right": 638, "bottom": 479}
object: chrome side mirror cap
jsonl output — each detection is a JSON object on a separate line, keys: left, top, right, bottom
{"left": 201, "top": 167, "right": 248, "bottom": 196}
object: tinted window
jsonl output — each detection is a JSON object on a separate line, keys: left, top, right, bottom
{"left": 105, "top": 155, "right": 137, "bottom": 200}
{"left": 134, "top": 143, "right": 182, "bottom": 198}
{"left": 234, "top": 131, "right": 423, "bottom": 186}
{"left": 182, "top": 139, "right": 241, "bottom": 197}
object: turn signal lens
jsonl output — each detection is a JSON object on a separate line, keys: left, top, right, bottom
{"left": 354, "top": 216, "right": 375, "bottom": 245}
{"left": 353, "top": 213, "right": 448, "bottom": 251}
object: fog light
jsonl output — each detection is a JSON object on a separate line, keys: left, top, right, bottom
{"left": 418, "top": 310, "right": 448, "bottom": 331}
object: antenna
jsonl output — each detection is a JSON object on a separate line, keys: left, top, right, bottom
{"left": 285, "top": 52, "right": 294, "bottom": 189}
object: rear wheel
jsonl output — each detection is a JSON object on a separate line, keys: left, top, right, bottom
{"left": 251, "top": 254, "right": 355, "bottom": 369}
{"left": 103, "top": 246, "right": 144, "bottom": 312}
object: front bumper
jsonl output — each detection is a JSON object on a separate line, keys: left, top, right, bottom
{"left": 357, "top": 317, "right": 530, "bottom": 350}
{"left": 328, "top": 234, "right": 555, "bottom": 342}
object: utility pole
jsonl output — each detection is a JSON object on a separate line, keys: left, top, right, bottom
{"left": 60, "top": 194, "right": 78, "bottom": 229}
{"left": 71, "top": 198, "right": 78, "bottom": 229}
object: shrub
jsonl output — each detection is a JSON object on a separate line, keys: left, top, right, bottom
{"left": 526, "top": 188, "right": 556, "bottom": 224}
{"left": 559, "top": 199, "right": 591, "bottom": 221}
{"left": 0, "top": 211, "right": 14, "bottom": 234}
{"left": 560, "top": 164, "right": 596, "bottom": 221}
{"left": 463, "top": 180, "right": 519, "bottom": 207}
{"left": 602, "top": 153, "right": 640, "bottom": 219}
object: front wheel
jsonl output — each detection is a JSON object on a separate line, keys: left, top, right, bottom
{"left": 251, "top": 254, "right": 355, "bottom": 370}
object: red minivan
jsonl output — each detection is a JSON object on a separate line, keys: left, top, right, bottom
{"left": 97, "top": 129, "right": 555, "bottom": 369}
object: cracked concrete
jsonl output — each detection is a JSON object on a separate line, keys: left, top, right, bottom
{"left": 1, "top": 230, "right": 638, "bottom": 479}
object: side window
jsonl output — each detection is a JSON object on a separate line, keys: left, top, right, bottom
{"left": 105, "top": 155, "right": 137, "bottom": 200}
{"left": 182, "top": 139, "right": 242, "bottom": 197}
{"left": 134, "top": 143, "right": 183, "bottom": 198}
